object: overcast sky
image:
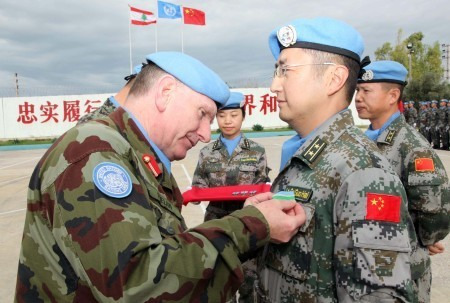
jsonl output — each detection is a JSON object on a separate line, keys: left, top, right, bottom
{"left": 1, "top": 0, "right": 448, "bottom": 97}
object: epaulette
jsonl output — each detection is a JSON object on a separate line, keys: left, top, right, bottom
{"left": 301, "top": 136, "right": 327, "bottom": 164}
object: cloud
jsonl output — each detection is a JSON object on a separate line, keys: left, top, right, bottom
{"left": 0, "top": 0, "right": 448, "bottom": 96}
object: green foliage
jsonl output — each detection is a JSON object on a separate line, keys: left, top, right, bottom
{"left": 252, "top": 124, "right": 264, "bottom": 131}
{"left": 374, "top": 29, "right": 447, "bottom": 100}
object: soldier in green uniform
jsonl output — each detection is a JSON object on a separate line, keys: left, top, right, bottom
{"left": 437, "top": 99, "right": 448, "bottom": 149}
{"left": 192, "top": 91, "right": 271, "bottom": 302}
{"left": 15, "top": 52, "right": 306, "bottom": 303}
{"left": 445, "top": 100, "right": 450, "bottom": 150}
{"left": 418, "top": 101, "right": 429, "bottom": 140}
{"left": 403, "top": 100, "right": 410, "bottom": 122}
{"left": 356, "top": 60, "right": 450, "bottom": 303}
{"left": 408, "top": 100, "right": 418, "bottom": 128}
{"left": 252, "top": 18, "right": 417, "bottom": 302}
{"left": 77, "top": 64, "right": 142, "bottom": 124}
{"left": 430, "top": 100, "right": 440, "bottom": 148}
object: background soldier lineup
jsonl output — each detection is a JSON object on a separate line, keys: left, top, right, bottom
{"left": 10, "top": 13, "right": 450, "bottom": 303}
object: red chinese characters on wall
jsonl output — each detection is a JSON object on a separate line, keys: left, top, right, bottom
{"left": 17, "top": 102, "right": 38, "bottom": 124}
{"left": 16, "top": 99, "right": 102, "bottom": 124}
{"left": 243, "top": 94, "right": 277, "bottom": 116}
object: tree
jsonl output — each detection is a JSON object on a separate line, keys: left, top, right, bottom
{"left": 374, "top": 30, "right": 446, "bottom": 100}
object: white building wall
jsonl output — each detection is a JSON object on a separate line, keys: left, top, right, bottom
{"left": 0, "top": 89, "right": 368, "bottom": 140}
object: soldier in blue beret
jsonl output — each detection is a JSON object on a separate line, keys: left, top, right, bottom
{"left": 408, "top": 100, "right": 418, "bottom": 127}
{"left": 15, "top": 52, "right": 306, "bottom": 302}
{"left": 356, "top": 60, "right": 450, "bottom": 303}
{"left": 438, "top": 98, "right": 448, "bottom": 149}
{"left": 192, "top": 91, "right": 271, "bottom": 302}
{"left": 429, "top": 100, "right": 440, "bottom": 148}
{"left": 78, "top": 64, "right": 143, "bottom": 124}
{"left": 252, "top": 18, "right": 417, "bottom": 302}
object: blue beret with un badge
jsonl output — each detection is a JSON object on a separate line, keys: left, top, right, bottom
{"left": 146, "top": 52, "right": 230, "bottom": 106}
{"left": 268, "top": 17, "right": 365, "bottom": 62}
{"left": 358, "top": 60, "right": 408, "bottom": 85}
{"left": 220, "top": 92, "right": 245, "bottom": 110}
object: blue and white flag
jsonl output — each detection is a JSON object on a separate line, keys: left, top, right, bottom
{"left": 158, "top": 1, "right": 182, "bottom": 19}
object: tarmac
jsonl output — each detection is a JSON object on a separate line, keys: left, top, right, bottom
{"left": 1, "top": 136, "right": 449, "bottom": 302}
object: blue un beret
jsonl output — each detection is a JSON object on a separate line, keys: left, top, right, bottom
{"left": 146, "top": 52, "right": 229, "bottom": 105}
{"left": 268, "top": 17, "right": 364, "bottom": 62}
{"left": 220, "top": 92, "right": 245, "bottom": 110}
{"left": 358, "top": 60, "right": 408, "bottom": 85}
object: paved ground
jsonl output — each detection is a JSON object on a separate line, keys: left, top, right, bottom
{"left": 1, "top": 136, "right": 449, "bottom": 302}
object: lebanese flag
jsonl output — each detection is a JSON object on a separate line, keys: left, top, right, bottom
{"left": 183, "top": 7, "right": 205, "bottom": 25}
{"left": 365, "top": 193, "right": 401, "bottom": 223}
{"left": 130, "top": 6, "right": 157, "bottom": 25}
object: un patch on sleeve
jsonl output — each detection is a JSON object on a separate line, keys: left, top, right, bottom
{"left": 93, "top": 162, "right": 133, "bottom": 198}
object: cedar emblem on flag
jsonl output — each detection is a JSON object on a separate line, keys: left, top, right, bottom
{"left": 415, "top": 158, "right": 435, "bottom": 172}
{"left": 130, "top": 6, "right": 157, "bottom": 25}
{"left": 183, "top": 7, "right": 205, "bottom": 25}
{"left": 365, "top": 193, "right": 401, "bottom": 223}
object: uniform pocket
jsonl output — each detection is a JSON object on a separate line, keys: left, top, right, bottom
{"left": 352, "top": 221, "right": 411, "bottom": 287}
{"left": 407, "top": 172, "right": 443, "bottom": 213}
{"left": 264, "top": 211, "right": 315, "bottom": 281}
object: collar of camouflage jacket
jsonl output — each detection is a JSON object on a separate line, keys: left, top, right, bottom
{"left": 288, "top": 109, "right": 355, "bottom": 169}
{"left": 108, "top": 108, "right": 180, "bottom": 200}
{"left": 213, "top": 133, "right": 250, "bottom": 152}
{"left": 377, "top": 114, "right": 404, "bottom": 145}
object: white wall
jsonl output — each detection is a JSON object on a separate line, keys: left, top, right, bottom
{"left": 0, "top": 89, "right": 368, "bottom": 140}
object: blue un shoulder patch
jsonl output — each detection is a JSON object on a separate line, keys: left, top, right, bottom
{"left": 93, "top": 162, "right": 132, "bottom": 198}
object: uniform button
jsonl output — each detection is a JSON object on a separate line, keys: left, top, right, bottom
{"left": 167, "top": 227, "right": 175, "bottom": 235}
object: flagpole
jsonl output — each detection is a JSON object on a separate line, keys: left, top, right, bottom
{"left": 128, "top": 7, "right": 133, "bottom": 74}
{"left": 155, "top": 0, "right": 158, "bottom": 52}
{"left": 181, "top": 6, "right": 184, "bottom": 53}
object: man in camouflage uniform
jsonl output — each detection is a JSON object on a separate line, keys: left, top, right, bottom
{"left": 429, "top": 100, "right": 440, "bottom": 149}
{"left": 252, "top": 18, "right": 417, "bottom": 302}
{"left": 15, "top": 52, "right": 306, "bottom": 303}
{"left": 403, "top": 101, "right": 410, "bottom": 122}
{"left": 437, "top": 99, "right": 448, "bottom": 150}
{"left": 77, "top": 64, "right": 142, "bottom": 124}
{"left": 356, "top": 60, "right": 450, "bottom": 303}
{"left": 408, "top": 101, "right": 418, "bottom": 128}
{"left": 418, "top": 102, "right": 429, "bottom": 140}
{"left": 445, "top": 100, "right": 450, "bottom": 150}
{"left": 192, "top": 92, "right": 271, "bottom": 302}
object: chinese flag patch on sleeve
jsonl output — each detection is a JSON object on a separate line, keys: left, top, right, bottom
{"left": 366, "top": 193, "right": 401, "bottom": 223}
{"left": 415, "top": 158, "right": 435, "bottom": 172}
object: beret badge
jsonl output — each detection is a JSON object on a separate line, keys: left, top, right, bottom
{"left": 277, "top": 25, "right": 297, "bottom": 47}
{"left": 361, "top": 70, "right": 374, "bottom": 81}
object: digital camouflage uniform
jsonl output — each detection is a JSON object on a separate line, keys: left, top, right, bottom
{"left": 446, "top": 106, "right": 450, "bottom": 150}
{"left": 15, "top": 107, "right": 272, "bottom": 303}
{"left": 418, "top": 108, "right": 428, "bottom": 140}
{"left": 77, "top": 98, "right": 117, "bottom": 125}
{"left": 256, "top": 110, "right": 416, "bottom": 303}
{"left": 428, "top": 108, "right": 438, "bottom": 147}
{"left": 437, "top": 105, "right": 447, "bottom": 149}
{"left": 407, "top": 106, "right": 418, "bottom": 128}
{"left": 375, "top": 114, "right": 450, "bottom": 303}
{"left": 192, "top": 134, "right": 270, "bottom": 302}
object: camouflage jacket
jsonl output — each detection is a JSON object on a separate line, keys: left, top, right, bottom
{"left": 428, "top": 108, "right": 438, "bottom": 128}
{"left": 375, "top": 115, "right": 450, "bottom": 273}
{"left": 437, "top": 106, "right": 447, "bottom": 128}
{"left": 418, "top": 109, "right": 428, "bottom": 129}
{"left": 406, "top": 107, "right": 417, "bottom": 126}
{"left": 258, "top": 110, "right": 416, "bottom": 303}
{"left": 77, "top": 97, "right": 117, "bottom": 125}
{"left": 192, "top": 134, "right": 270, "bottom": 198}
{"left": 15, "top": 107, "right": 271, "bottom": 303}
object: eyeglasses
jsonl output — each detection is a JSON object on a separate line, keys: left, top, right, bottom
{"left": 273, "top": 62, "right": 336, "bottom": 78}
